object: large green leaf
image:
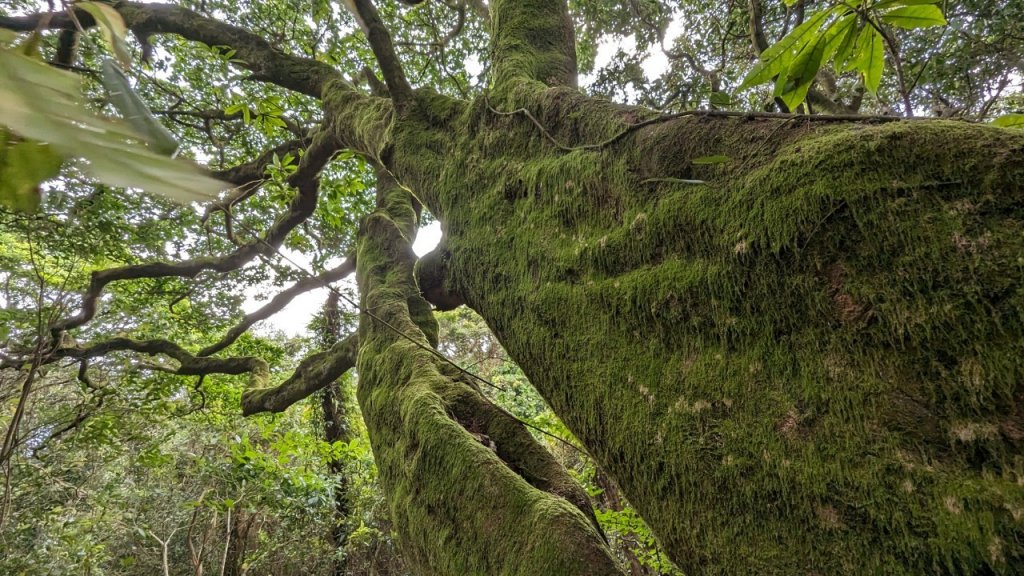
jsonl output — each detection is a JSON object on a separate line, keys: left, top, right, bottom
{"left": 777, "top": 34, "right": 829, "bottom": 111}
{"left": 855, "top": 25, "right": 885, "bottom": 94}
{"left": 0, "top": 131, "right": 63, "bottom": 212}
{"left": 738, "top": 7, "right": 838, "bottom": 91}
{"left": 77, "top": 1, "right": 132, "bottom": 68}
{"left": 872, "top": 0, "right": 941, "bottom": 10}
{"left": 0, "top": 49, "right": 226, "bottom": 203}
{"left": 775, "top": 15, "right": 852, "bottom": 110}
{"left": 101, "top": 60, "right": 180, "bottom": 156}
{"left": 880, "top": 5, "right": 947, "bottom": 28}
{"left": 992, "top": 114, "right": 1024, "bottom": 129}
{"left": 832, "top": 17, "right": 862, "bottom": 73}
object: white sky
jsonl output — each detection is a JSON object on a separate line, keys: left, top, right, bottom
{"left": 247, "top": 221, "right": 442, "bottom": 336}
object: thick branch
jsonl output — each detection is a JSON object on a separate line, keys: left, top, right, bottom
{"left": 240, "top": 332, "right": 359, "bottom": 415}
{"left": 414, "top": 241, "right": 464, "bottom": 311}
{"left": 350, "top": 0, "right": 414, "bottom": 104}
{"left": 209, "top": 138, "right": 311, "bottom": 186}
{"left": 354, "top": 168, "right": 621, "bottom": 574}
{"left": 489, "top": 0, "right": 578, "bottom": 92}
{"left": 0, "top": 2, "right": 342, "bottom": 98}
{"left": 54, "top": 337, "right": 269, "bottom": 388}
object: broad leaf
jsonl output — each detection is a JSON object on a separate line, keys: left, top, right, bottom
{"left": 0, "top": 132, "right": 63, "bottom": 212}
{"left": 832, "top": 17, "right": 861, "bottom": 73}
{"left": 739, "top": 7, "right": 838, "bottom": 90}
{"left": 855, "top": 25, "right": 885, "bottom": 94}
{"left": 992, "top": 114, "right": 1024, "bottom": 129}
{"left": 101, "top": 60, "right": 180, "bottom": 156}
{"left": 777, "top": 34, "right": 829, "bottom": 111}
{"left": 77, "top": 1, "right": 132, "bottom": 68}
{"left": 880, "top": 5, "right": 947, "bottom": 28}
{"left": 0, "top": 48, "right": 226, "bottom": 203}
{"left": 872, "top": 0, "right": 941, "bottom": 10}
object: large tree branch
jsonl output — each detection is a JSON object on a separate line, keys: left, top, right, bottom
{"left": 348, "top": 0, "right": 414, "bottom": 105}
{"left": 209, "top": 138, "right": 311, "bottom": 186}
{"left": 241, "top": 332, "right": 359, "bottom": 415}
{"left": 488, "top": 0, "right": 577, "bottom": 93}
{"left": 354, "top": 167, "right": 621, "bottom": 574}
{"left": 53, "top": 337, "right": 269, "bottom": 388}
{"left": 0, "top": 2, "right": 342, "bottom": 98}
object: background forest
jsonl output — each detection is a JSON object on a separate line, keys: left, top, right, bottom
{"left": 0, "top": 0, "right": 1021, "bottom": 573}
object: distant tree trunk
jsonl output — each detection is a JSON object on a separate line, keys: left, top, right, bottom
{"left": 318, "top": 292, "right": 354, "bottom": 576}
{"left": 222, "top": 511, "right": 253, "bottom": 576}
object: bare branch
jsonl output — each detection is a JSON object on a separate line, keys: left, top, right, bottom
{"left": 199, "top": 256, "right": 356, "bottom": 357}
{"left": 348, "top": 0, "right": 414, "bottom": 105}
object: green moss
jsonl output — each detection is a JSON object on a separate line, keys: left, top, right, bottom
{"left": 354, "top": 178, "right": 622, "bottom": 575}
{"left": 489, "top": 0, "right": 577, "bottom": 93}
{"left": 404, "top": 89, "right": 1024, "bottom": 575}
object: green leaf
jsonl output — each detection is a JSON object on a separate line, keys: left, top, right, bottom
{"left": 776, "top": 15, "right": 851, "bottom": 110}
{"left": 855, "top": 25, "right": 885, "bottom": 94}
{"left": 833, "top": 18, "right": 862, "bottom": 73}
{"left": 738, "top": 7, "right": 838, "bottom": 90}
{"left": 992, "top": 114, "right": 1024, "bottom": 129}
{"left": 880, "top": 5, "right": 947, "bottom": 28}
{"left": 0, "top": 48, "right": 226, "bottom": 203}
{"left": 100, "top": 60, "right": 179, "bottom": 156}
{"left": 77, "top": 1, "right": 132, "bottom": 68}
{"left": 709, "top": 91, "right": 733, "bottom": 107}
{"left": 872, "top": 0, "right": 940, "bottom": 10}
{"left": 692, "top": 155, "right": 731, "bottom": 165}
{"left": 0, "top": 134, "right": 63, "bottom": 212}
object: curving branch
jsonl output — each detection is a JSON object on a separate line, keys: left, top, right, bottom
{"left": 241, "top": 332, "right": 359, "bottom": 415}
{"left": 53, "top": 337, "right": 269, "bottom": 389}
{"left": 49, "top": 129, "right": 341, "bottom": 340}
{"left": 199, "top": 256, "right": 356, "bottom": 357}
{"left": 0, "top": 2, "right": 342, "bottom": 98}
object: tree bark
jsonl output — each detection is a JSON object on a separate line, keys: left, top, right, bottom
{"left": 383, "top": 78, "right": 1024, "bottom": 574}
{"left": 353, "top": 168, "right": 623, "bottom": 575}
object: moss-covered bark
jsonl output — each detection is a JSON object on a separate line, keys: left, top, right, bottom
{"left": 384, "top": 81, "right": 1024, "bottom": 574}
{"left": 354, "top": 169, "right": 622, "bottom": 575}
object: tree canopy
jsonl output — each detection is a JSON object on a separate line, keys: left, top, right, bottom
{"left": 1, "top": 0, "right": 1023, "bottom": 574}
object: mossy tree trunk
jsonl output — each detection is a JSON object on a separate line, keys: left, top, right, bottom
{"left": 353, "top": 168, "right": 623, "bottom": 575}
{"left": 336, "top": 1, "right": 1024, "bottom": 573}
{"left": 384, "top": 86, "right": 1024, "bottom": 574}
{"left": 24, "top": 0, "right": 1019, "bottom": 573}
{"left": 383, "top": 75, "right": 1024, "bottom": 572}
